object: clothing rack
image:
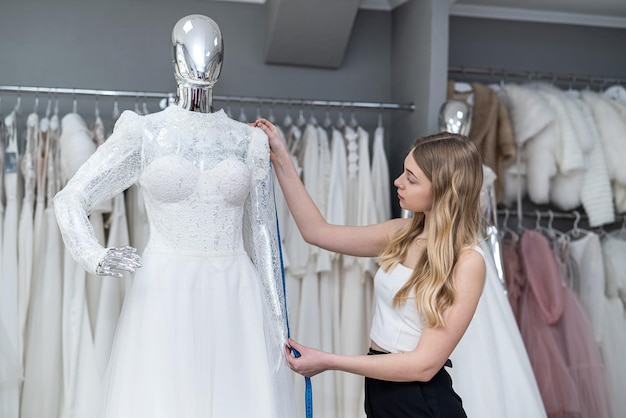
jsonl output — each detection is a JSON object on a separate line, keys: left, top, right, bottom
{"left": 0, "top": 84, "right": 415, "bottom": 112}
{"left": 448, "top": 66, "right": 626, "bottom": 89}
{"left": 497, "top": 208, "right": 589, "bottom": 221}
{"left": 497, "top": 208, "right": 626, "bottom": 230}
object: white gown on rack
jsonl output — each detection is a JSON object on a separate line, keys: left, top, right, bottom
{"left": 1, "top": 110, "right": 22, "bottom": 418}
{"left": 339, "top": 125, "right": 367, "bottom": 418}
{"left": 21, "top": 131, "right": 64, "bottom": 418}
{"left": 54, "top": 106, "right": 296, "bottom": 418}
{"left": 18, "top": 112, "right": 38, "bottom": 362}
{"left": 314, "top": 125, "right": 338, "bottom": 418}
{"left": 574, "top": 233, "right": 626, "bottom": 418}
{"left": 448, "top": 238, "right": 547, "bottom": 418}
{"left": 370, "top": 125, "right": 391, "bottom": 223}
{"left": 57, "top": 113, "right": 103, "bottom": 418}
{"left": 326, "top": 127, "right": 348, "bottom": 417}
{"left": 292, "top": 123, "right": 323, "bottom": 417}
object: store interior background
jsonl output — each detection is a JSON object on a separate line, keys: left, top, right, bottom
{"left": 1, "top": 0, "right": 625, "bottom": 218}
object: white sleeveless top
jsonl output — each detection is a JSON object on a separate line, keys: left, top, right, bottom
{"left": 370, "top": 246, "right": 484, "bottom": 353}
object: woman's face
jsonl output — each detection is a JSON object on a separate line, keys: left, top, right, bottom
{"left": 393, "top": 153, "right": 433, "bottom": 213}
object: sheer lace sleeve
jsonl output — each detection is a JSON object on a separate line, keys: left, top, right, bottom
{"left": 243, "top": 128, "right": 289, "bottom": 347}
{"left": 54, "top": 110, "right": 144, "bottom": 273}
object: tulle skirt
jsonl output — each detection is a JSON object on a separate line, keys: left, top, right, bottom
{"left": 100, "top": 250, "right": 297, "bottom": 418}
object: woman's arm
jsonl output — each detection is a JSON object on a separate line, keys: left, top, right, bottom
{"left": 254, "top": 118, "right": 406, "bottom": 258}
{"left": 286, "top": 249, "right": 486, "bottom": 382}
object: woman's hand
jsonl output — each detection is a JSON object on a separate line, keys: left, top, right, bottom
{"left": 284, "top": 338, "right": 333, "bottom": 378}
{"left": 251, "top": 118, "right": 287, "bottom": 165}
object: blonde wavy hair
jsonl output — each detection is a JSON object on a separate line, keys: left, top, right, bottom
{"left": 378, "top": 132, "right": 484, "bottom": 328}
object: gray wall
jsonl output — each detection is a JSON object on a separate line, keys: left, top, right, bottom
{"left": 388, "top": 0, "right": 449, "bottom": 216}
{"left": 0, "top": 0, "right": 394, "bottom": 131}
{"left": 448, "top": 16, "right": 626, "bottom": 86}
{"left": 5, "top": 2, "right": 626, "bottom": 218}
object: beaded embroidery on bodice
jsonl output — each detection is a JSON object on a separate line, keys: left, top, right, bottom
{"left": 140, "top": 107, "right": 254, "bottom": 254}
{"left": 54, "top": 105, "right": 276, "bottom": 274}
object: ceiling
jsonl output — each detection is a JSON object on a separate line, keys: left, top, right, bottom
{"left": 215, "top": 0, "right": 626, "bottom": 18}
{"left": 450, "top": 0, "right": 626, "bottom": 18}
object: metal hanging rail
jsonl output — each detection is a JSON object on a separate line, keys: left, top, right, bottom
{"left": 0, "top": 84, "right": 415, "bottom": 111}
{"left": 496, "top": 208, "right": 589, "bottom": 220}
{"left": 448, "top": 66, "right": 626, "bottom": 88}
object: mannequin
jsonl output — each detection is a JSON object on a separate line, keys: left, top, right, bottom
{"left": 95, "top": 14, "right": 224, "bottom": 275}
{"left": 172, "top": 14, "right": 223, "bottom": 113}
{"left": 438, "top": 98, "right": 472, "bottom": 136}
{"left": 54, "top": 14, "right": 297, "bottom": 418}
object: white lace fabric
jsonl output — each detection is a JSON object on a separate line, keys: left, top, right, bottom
{"left": 53, "top": 106, "right": 289, "bottom": 344}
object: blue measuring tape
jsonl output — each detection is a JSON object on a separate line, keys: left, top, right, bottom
{"left": 273, "top": 181, "right": 313, "bottom": 418}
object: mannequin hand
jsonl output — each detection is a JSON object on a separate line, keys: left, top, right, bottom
{"left": 284, "top": 338, "right": 332, "bottom": 378}
{"left": 251, "top": 118, "right": 288, "bottom": 165}
{"left": 95, "top": 246, "right": 142, "bottom": 278}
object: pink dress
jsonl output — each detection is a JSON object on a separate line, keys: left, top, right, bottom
{"left": 505, "top": 230, "right": 613, "bottom": 418}
{"left": 503, "top": 235, "right": 580, "bottom": 418}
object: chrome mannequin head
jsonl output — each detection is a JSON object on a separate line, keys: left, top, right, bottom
{"left": 438, "top": 99, "right": 472, "bottom": 136}
{"left": 171, "top": 14, "right": 224, "bottom": 112}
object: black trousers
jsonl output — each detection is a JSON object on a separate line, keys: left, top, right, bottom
{"left": 364, "top": 349, "right": 467, "bottom": 418}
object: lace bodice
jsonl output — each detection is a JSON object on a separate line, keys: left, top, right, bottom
{"left": 139, "top": 107, "right": 262, "bottom": 254}
{"left": 54, "top": 106, "right": 288, "bottom": 342}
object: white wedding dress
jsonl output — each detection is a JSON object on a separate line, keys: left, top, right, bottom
{"left": 54, "top": 105, "right": 297, "bottom": 418}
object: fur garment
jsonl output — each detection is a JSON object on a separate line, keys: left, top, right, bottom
{"left": 502, "top": 84, "right": 557, "bottom": 206}
{"left": 447, "top": 81, "right": 517, "bottom": 201}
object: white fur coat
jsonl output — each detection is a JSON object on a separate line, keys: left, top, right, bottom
{"left": 501, "top": 84, "right": 557, "bottom": 206}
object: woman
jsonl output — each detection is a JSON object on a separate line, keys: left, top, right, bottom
{"left": 254, "top": 118, "right": 486, "bottom": 417}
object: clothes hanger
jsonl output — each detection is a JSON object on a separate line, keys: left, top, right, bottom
{"left": 499, "top": 208, "right": 519, "bottom": 242}
{"left": 268, "top": 103, "right": 276, "bottom": 124}
{"left": 94, "top": 95, "right": 100, "bottom": 119}
{"left": 546, "top": 210, "right": 566, "bottom": 241}
{"left": 564, "top": 210, "right": 588, "bottom": 240}
{"left": 282, "top": 105, "right": 293, "bottom": 129}
{"left": 307, "top": 108, "right": 317, "bottom": 127}
{"left": 534, "top": 210, "right": 544, "bottom": 232}
{"left": 335, "top": 107, "right": 346, "bottom": 130}
{"left": 322, "top": 107, "right": 332, "bottom": 129}
{"left": 238, "top": 102, "right": 248, "bottom": 123}
{"left": 295, "top": 108, "right": 306, "bottom": 128}
{"left": 134, "top": 94, "right": 142, "bottom": 115}
{"left": 44, "top": 93, "right": 52, "bottom": 119}
{"left": 33, "top": 91, "right": 40, "bottom": 115}
{"left": 48, "top": 92, "right": 59, "bottom": 122}
{"left": 112, "top": 97, "right": 120, "bottom": 122}
{"left": 226, "top": 99, "right": 233, "bottom": 118}
{"left": 348, "top": 107, "right": 358, "bottom": 128}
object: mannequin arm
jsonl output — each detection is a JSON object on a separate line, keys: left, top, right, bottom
{"left": 243, "top": 128, "right": 289, "bottom": 345}
{"left": 54, "top": 110, "right": 144, "bottom": 275}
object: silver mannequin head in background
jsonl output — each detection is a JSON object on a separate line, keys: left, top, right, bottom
{"left": 172, "top": 14, "right": 224, "bottom": 113}
{"left": 401, "top": 98, "right": 474, "bottom": 219}
{"left": 438, "top": 99, "right": 472, "bottom": 135}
